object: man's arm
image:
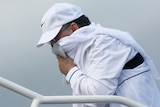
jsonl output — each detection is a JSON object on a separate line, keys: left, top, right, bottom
{"left": 57, "top": 36, "right": 133, "bottom": 95}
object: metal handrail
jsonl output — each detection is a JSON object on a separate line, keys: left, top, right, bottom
{"left": 0, "top": 76, "right": 146, "bottom": 107}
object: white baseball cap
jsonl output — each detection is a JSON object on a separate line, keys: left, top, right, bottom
{"left": 36, "top": 3, "right": 83, "bottom": 47}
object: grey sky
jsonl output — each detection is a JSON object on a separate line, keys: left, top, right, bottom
{"left": 0, "top": 0, "right": 160, "bottom": 107}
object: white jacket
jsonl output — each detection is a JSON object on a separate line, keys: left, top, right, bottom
{"left": 57, "top": 23, "right": 160, "bottom": 107}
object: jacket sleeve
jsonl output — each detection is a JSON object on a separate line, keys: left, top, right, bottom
{"left": 66, "top": 35, "right": 133, "bottom": 96}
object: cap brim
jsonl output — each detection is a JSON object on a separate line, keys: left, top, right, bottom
{"left": 36, "top": 26, "right": 62, "bottom": 47}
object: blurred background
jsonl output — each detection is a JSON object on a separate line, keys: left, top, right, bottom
{"left": 0, "top": 0, "right": 160, "bottom": 107}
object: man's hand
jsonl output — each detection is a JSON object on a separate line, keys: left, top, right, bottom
{"left": 57, "top": 55, "right": 76, "bottom": 75}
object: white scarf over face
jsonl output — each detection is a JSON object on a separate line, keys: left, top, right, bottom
{"left": 57, "top": 23, "right": 160, "bottom": 79}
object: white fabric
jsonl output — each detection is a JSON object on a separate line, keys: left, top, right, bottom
{"left": 58, "top": 23, "right": 160, "bottom": 79}
{"left": 52, "top": 42, "right": 67, "bottom": 58}
{"left": 57, "top": 23, "right": 160, "bottom": 107}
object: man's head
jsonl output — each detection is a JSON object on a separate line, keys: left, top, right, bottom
{"left": 37, "top": 3, "right": 90, "bottom": 47}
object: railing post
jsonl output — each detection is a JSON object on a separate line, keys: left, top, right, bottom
{"left": 31, "top": 98, "right": 40, "bottom": 107}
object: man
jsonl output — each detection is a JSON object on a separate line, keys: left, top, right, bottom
{"left": 37, "top": 3, "right": 160, "bottom": 107}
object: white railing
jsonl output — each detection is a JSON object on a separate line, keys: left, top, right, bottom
{"left": 0, "top": 76, "right": 146, "bottom": 107}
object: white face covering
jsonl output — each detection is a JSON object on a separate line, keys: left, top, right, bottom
{"left": 51, "top": 42, "right": 66, "bottom": 58}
